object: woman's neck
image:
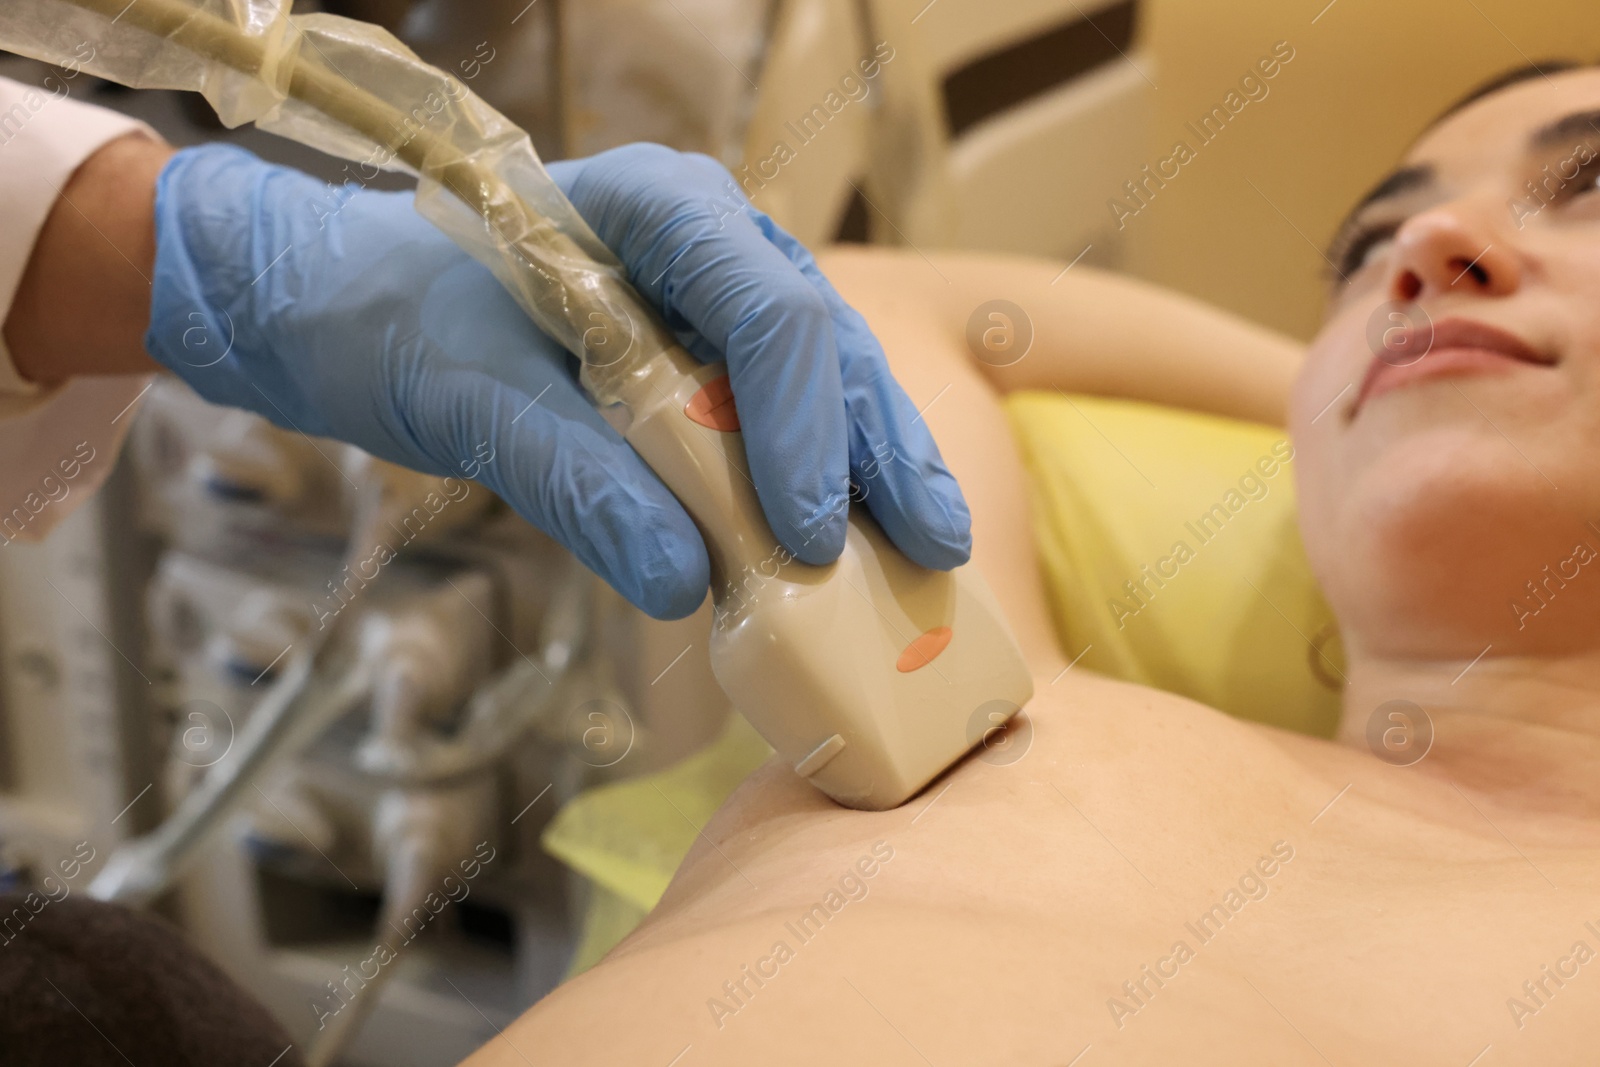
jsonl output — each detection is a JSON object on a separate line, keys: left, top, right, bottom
{"left": 1339, "top": 648, "right": 1600, "bottom": 825}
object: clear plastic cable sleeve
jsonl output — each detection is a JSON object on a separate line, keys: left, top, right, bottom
{"left": 0, "top": 0, "right": 678, "bottom": 407}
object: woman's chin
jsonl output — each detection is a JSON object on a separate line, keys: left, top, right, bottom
{"left": 1313, "top": 434, "right": 1592, "bottom": 651}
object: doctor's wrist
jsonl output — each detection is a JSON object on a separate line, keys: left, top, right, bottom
{"left": 3, "top": 131, "right": 172, "bottom": 385}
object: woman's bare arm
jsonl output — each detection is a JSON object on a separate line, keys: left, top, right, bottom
{"left": 818, "top": 247, "right": 1305, "bottom": 427}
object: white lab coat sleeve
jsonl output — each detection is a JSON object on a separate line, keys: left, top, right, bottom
{"left": 0, "top": 75, "right": 158, "bottom": 544}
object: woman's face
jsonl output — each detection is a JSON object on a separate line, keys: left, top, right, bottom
{"left": 1292, "top": 69, "right": 1600, "bottom": 657}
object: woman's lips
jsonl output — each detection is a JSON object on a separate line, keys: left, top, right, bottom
{"left": 1354, "top": 317, "right": 1556, "bottom": 413}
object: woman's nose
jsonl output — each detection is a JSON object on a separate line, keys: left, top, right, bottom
{"left": 1388, "top": 207, "right": 1521, "bottom": 301}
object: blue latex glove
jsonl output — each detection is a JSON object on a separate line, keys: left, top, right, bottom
{"left": 146, "top": 142, "right": 971, "bottom": 619}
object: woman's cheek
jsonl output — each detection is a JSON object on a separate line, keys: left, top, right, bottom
{"left": 1292, "top": 326, "right": 1357, "bottom": 432}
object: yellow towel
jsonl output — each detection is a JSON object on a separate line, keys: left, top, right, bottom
{"left": 1005, "top": 391, "right": 1342, "bottom": 737}
{"left": 542, "top": 713, "right": 772, "bottom": 974}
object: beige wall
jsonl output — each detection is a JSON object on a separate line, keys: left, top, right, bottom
{"left": 1124, "top": 0, "right": 1600, "bottom": 339}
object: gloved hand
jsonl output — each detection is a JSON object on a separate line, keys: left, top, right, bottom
{"left": 146, "top": 142, "right": 971, "bottom": 619}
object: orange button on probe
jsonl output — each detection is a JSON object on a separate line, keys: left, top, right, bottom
{"left": 684, "top": 375, "right": 740, "bottom": 431}
{"left": 896, "top": 626, "right": 954, "bottom": 673}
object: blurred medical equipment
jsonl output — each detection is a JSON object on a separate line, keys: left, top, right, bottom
{"left": 117, "top": 380, "right": 708, "bottom": 1065}
{"left": 372, "top": 0, "right": 771, "bottom": 164}
{"left": 0, "top": 375, "right": 692, "bottom": 1063}
{"left": 743, "top": 0, "right": 1153, "bottom": 258}
{"left": 304, "top": 0, "right": 1154, "bottom": 262}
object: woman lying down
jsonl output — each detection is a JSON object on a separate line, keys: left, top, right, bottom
{"left": 466, "top": 65, "right": 1600, "bottom": 1065}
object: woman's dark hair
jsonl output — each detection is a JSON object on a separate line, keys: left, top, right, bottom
{"left": 1431, "top": 59, "right": 1590, "bottom": 126}
{"left": 1, "top": 896, "right": 305, "bottom": 1067}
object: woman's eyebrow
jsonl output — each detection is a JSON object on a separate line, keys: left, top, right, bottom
{"left": 1349, "top": 163, "right": 1436, "bottom": 217}
{"left": 1529, "top": 108, "right": 1600, "bottom": 151}
{"left": 1325, "top": 163, "right": 1435, "bottom": 260}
